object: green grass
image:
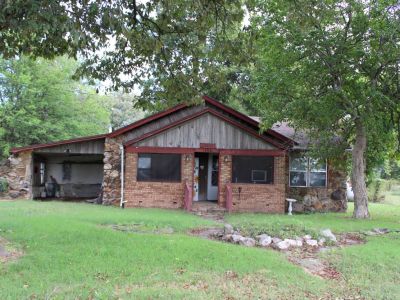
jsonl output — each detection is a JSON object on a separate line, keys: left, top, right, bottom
{"left": 226, "top": 202, "right": 400, "bottom": 234}
{"left": 0, "top": 201, "right": 399, "bottom": 299}
{"left": 383, "top": 183, "right": 400, "bottom": 206}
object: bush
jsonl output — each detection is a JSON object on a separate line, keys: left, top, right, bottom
{"left": 0, "top": 177, "right": 8, "bottom": 193}
{"left": 368, "top": 179, "right": 392, "bottom": 202}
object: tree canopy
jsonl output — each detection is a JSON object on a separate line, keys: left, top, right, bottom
{"left": 0, "top": 56, "right": 111, "bottom": 158}
{"left": 0, "top": 0, "right": 249, "bottom": 108}
{"left": 249, "top": 0, "right": 400, "bottom": 218}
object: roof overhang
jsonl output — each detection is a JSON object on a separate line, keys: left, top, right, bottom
{"left": 10, "top": 134, "right": 107, "bottom": 154}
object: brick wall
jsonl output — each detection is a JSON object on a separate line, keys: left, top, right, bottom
{"left": 218, "top": 154, "right": 286, "bottom": 213}
{"left": 124, "top": 152, "right": 193, "bottom": 209}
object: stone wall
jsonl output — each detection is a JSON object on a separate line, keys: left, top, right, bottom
{"left": 124, "top": 152, "right": 193, "bottom": 208}
{"left": 0, "top": 151, "right": 32, "bottom": 199}
{"left": 287, "top": 156, "right": 347, "bottom": 213}
{"left": 218, "top": 155, "right": 286, "bottom": 213}
{"left": 102, "top": 137, "right": 122, "bottom": 205}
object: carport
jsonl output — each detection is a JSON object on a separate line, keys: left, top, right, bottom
{"left": 21, "top": 135, "right": 106, "bottom": 200}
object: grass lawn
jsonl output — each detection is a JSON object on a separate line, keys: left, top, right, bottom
{"left": 0, "top": 201, "right": 399, "bottom": 299}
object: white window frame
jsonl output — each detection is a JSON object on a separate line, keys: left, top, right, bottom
{"left": 289, "top": 155, "right": 327, "bottom": 187}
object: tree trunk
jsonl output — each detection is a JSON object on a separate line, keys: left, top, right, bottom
{"left": 351, "top": 119, "right": 370, "bottom": 219}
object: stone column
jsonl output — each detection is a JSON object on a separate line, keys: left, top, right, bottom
{"left": 102, "top": 137, "right": 122, "bottom": 205}
{"left": 0, "top": 151, "right": 32, "bottom": 199}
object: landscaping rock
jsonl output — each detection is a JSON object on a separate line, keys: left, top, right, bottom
{"left": 274, "top": 240, "right": 291, "bottom": 250}
{"left": 285, "top": 238, "right": 302, "bottom": 247}
{"left": 305, "top": 239, "right": 318, "bottom": 247}
{"left": 257, "top": 234, "right": 272, "bottom": 247}
{"left": 272, "top": 237, "right": 282, "bottom": 244}
{"left": 320, "top": 229, "right": 337, "bottom": 243}
{"left": 231, "top": 234, "right": 243, "bottom": 244}
{"left": 223, "top": 234, "right": 233, "bottom": 242}
{"left": 364, "top": 231, "right": 379, "bottom": 236}
{"left": 303, "top": 234, "right": 312, "bottom": 240}
{"left": 318, "top": 238, "right": 326, "bottom": 246}
{"left": 224, "top": 224, "right": 234, "bottom": 235}
{"left": 373, "top": 228, "right": 390, "bottom": 234}
{"left": 239, "top": 237, "right": 256, "bottom": 247}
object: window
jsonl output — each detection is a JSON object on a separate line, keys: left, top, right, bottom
{"left": 232, "top": 156, "right": 274, "bottom": 184}
{"left": 137, "top": 153, "right": 181, "bottom": 182}
{"left": 289, "top": 154, "right": 327, "bottom": 187}
{"left": 62, "top": 162, "right": 71, "bottom": 180}
{"left": 40, "top": 162, "right": 45, "bottom": 185}
{"left": 211, "top": 155, "right": 218, "bottom": 186}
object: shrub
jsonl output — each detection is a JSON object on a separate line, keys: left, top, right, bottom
{"left": 368, "top": 179, "right": 392, "bottom": 202}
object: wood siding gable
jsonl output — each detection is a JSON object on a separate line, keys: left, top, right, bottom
{"left": 33, "top": 139, "right": 105, "bottom": 155}
{"left": 130, "top": 112, "right": 277, "bottom": 150}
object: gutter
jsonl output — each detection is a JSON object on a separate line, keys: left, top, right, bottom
{"left": 119, "top": 144, "right": 126, "bottom": 208}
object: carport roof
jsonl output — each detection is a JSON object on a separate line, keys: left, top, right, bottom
{"left": 10, "top": 133, "right": 107, "bottom": 154}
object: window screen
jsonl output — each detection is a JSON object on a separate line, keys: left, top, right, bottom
{"left": 232, "top": 156, "right": 274, "bottom": 184}
{"left": 137, "top": 153, "right": 181, "bottom": 182}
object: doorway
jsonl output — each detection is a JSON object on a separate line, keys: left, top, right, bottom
{"left": 194, "top": 153, "right": 218, "bottom": 201}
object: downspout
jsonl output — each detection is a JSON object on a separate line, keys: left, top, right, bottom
{"left": 119, "top": 144, "right": 125, "bottom": 208}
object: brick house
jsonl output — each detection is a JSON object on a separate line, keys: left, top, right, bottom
{"left": 0, "top": 96, "right": 347, "bottom": 213}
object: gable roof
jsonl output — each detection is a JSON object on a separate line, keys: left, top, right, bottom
{"left": 124, "top": 108, "right": 284, "bottom": 149}
{"left": 108, "top": 103, "right": 188, "bottom": 138}
{"left": 10, "top": 96, "right": 295, "bottom": 154}
{"left": 272, "top": 122, "right": 309, "bottom": 149}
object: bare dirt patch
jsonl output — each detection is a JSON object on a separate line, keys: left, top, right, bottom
{"left": 0, "top": 236, "right": 23, "bottom": 264}
{"left": 104, "top": 224, "right": 175, "bottom": 234}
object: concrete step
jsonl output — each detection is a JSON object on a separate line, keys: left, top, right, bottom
{"left": 191, "top": 202, "right": 226, "bottom": 213}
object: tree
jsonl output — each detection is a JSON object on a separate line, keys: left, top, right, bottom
{"left": 105, "top": 91, "right": 145, "bottom": 130}
{"left": 0, "top": 56, "right": 110, "bottom": 159}
{"left": 0, "top": 0, "right": 247, "bottom": 106}
{"left": 250, "top": 0, "right": 400, "bottom": 218}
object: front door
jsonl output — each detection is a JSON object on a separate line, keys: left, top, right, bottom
{"left": 207, "top": 154, "right": 218, "bottom": 201}
{"left": 197, "top": 154, "right": 208, "bottom": 201}
{"left": 194, "top": 153, "right": 218, "bottom": 201}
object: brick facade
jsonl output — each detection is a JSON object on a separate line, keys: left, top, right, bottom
{"left": 218, "top": 154, "right": 286, "bottom": 213}
{"left": 124, "top": 152, "right": 194, "bottom": 209}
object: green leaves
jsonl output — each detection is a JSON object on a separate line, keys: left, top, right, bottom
{"left": 0, "top": 0, "right": 248, "bottom": 107}
{"left": 0, "top": 56, "right": 110, "bottom": 159}
{"left": 250, "top": 0, "right": 400, "bottom": 168}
